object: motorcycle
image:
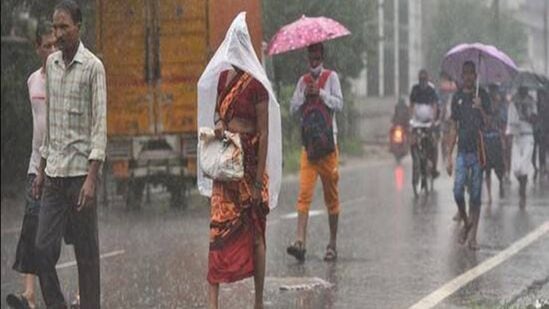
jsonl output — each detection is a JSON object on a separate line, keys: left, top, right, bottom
{"left": 389, "top": 124, "right": 409, "bottom": 164}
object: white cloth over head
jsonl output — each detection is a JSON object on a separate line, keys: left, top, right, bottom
{"left": 196, "top": 12, "right": 282, "bottom": 209}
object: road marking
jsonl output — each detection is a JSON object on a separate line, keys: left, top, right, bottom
{"left": 56, "top": 249, "right": 125, "bottom": 270}
{"left": 280, "top": 209, "right": 325, "bottom": 219}
{"left": 268, "top": 195, "right": 369, "bottom": 227}
{"left": 409, "top": 221, "right": 549, "bottom": 309}
{"left": 1, "top": 227, "right": 21, "bottom": 235}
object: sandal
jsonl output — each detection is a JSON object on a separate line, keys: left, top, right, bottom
{"left": 286, "top": 241, "right": 306, "bottom": 262}
{"left": 323, "top": 245, "right": 337, "bottom": 262}
{"left": 6, "top": 293, "right": 32, "bottom": 309}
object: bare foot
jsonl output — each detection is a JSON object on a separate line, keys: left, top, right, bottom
{"left": 458, "top": 223, "right": 472, "bottom": 245}
{"left": 467, "top": 239, "right": 479, "bottom": 250}
{"left": 452, "top": 211, "right": 461, "bottom": 222}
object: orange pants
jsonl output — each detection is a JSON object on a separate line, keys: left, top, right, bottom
{"left": 296, "top": 149, "right": 340, "bottom": 215}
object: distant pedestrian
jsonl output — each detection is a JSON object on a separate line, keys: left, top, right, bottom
{"left": 446, "top": 61, "right": 491, "bottom": 250}
{"left": 32, "top": 1, "right": 107, "bottom": 308}
{"left": 533, "top": 87, "right": 548, "bottom": 180}
{"left": 6, "top": 21, "right": 56, "bottom": 309}
{"left": 507, "top": 86, "right": 537, "bottom": 206}
{"left": 286, "top": 42, "right": 343, "bottom": 262}
{"left": 483, "top": 84, "right": 506, "bottom": 202}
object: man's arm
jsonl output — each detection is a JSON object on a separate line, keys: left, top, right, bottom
{"left": 34, "top": 60, "right": 51, "bottom": 200}
{"left": 446, "top": 119, "right": 457, "bottom": 175}
{"left": 446, "top": 95, "right": 460, "bottom": 175}
{"left": 319, "top": 72, "right": 343, "bottom": 112}
{"left": 78, "top": 61, "right": 107, "bottom": 210}
{"left": 88, "top": 61, "right": 107, "bottom": 163}
{"left": 290, "top": 77, "right": 306, "bottom": 115}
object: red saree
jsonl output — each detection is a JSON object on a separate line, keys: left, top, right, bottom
{"left": 207, "top": 70, "right": 269, "bottom": 284}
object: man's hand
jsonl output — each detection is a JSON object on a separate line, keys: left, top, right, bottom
{"left": 472, "top": 97, "right": 482, "bottom": 109}
{"left": 446, "top": 157, "right": 454, "bottom": 176}
{"left": 77, "top": 175, "right": 97, "bottom": 211}
{"left": 305, "top": 83, "right": 319, "bottom": 97}
{"left": 32, "top": 171, "right": 45, "bottom": 200}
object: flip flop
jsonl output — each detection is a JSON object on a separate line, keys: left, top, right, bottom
{"left": 286, "top": 241, "right": 306, "bottom": 262}
{"left": 6, "top": 294, "right": 31, "bottom": 309}
{"left": 323, "top": 245, "right": 337, "bottom": 262}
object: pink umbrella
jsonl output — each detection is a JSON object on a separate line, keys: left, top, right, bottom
{"left": 267, "top": 15, "right": 351, "bottom": 56}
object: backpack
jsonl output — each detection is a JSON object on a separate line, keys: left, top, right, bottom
{"left": 300, "top": 70, "right": 335, "bottom": 161}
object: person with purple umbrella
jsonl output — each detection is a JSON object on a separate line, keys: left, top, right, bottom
{"left": 446, "top": 61, "right": 492, "bottom": 250}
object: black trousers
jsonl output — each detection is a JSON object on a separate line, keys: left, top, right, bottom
{"left": 35, "top": 176, "right": 100, "bottom": 309}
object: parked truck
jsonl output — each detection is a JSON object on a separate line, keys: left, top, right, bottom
{"left": 96, "top": 0, "right": 263, "bottom": 208}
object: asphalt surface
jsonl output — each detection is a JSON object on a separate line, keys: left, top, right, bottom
{"left": 2, "top": 156, "right": 548, "bottom": 308}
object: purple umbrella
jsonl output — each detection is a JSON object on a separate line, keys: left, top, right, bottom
{"left": 441, "top": 43, "right": 518, "bottom": 95}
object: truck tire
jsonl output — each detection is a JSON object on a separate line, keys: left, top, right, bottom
{"left": 168, "top": 178, "right": 188, "bottom": 209}
{"left": 126, "top": 179, "right": 145, "bottom": 210}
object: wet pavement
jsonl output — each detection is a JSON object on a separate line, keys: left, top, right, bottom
{"left": 2, "top": 157, "right": 548, "bottom": 308}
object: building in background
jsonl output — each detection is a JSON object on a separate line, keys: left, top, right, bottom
{"left": 350, "top": 0, "right": 548, "bottom": 100}
{"left": 512, "top": 0, "right": 548, "bottom": 74}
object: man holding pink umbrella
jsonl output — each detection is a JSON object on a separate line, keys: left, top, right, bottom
{"left": 266, "top": 15, "right": 350, "bottom": 262}
{"left": 286, "top": 42, "right": 343, "bottom": 262}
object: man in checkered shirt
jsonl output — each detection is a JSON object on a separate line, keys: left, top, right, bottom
{"left": 32, "top": 1, "right": 106, "bottom": 308}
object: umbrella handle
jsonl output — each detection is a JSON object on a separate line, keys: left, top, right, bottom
{"left": 476, "top": 75, "right": 479, "bottom": 98}
{"left": 476, "top": 53, "right": 480, "bottom": 98}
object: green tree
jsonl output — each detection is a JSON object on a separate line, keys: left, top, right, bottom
{"left": 425, "top": 0, "right": 527, "bottom": 77}
{"left": 263, "top": 0, "right": 375, "bottom": 88}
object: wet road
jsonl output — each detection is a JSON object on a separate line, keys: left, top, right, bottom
{"left": 2, "top": 157, "right": 548, "bottom": 308}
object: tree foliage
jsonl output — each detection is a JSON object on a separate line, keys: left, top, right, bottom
{"left": 425, "top": 0, "right": 527, "bottom": 77}
{"left": 262, "top": 0, "right": 375, "bottom": 163}
{"left": 262, "top": 0, "right": 376, "bottom": 88}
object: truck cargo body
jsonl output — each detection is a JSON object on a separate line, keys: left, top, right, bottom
{"left": 96, "top": 0, "right": 263, "bottom": 208}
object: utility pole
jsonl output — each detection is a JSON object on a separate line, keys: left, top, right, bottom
{"left": 394, "top": 0, "right": 400, "bottom": 98}
{"left": 543, "top": 1, "right": 549, "bottom": 75}
{"left": 408, "top": 0, "right": 422, "bottom": 93}
{"left": 378, "top": 0, "right": 385, "bottom": 97}
{"left": 494, "top": 0, "right": 500, "bottom": 45}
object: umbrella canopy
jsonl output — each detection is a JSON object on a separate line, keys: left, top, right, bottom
{"left": 512, "top": 71, "right": 548, "bottom": 90}
{"left": 267, "top": 15, "right": 350, "bottom": 56}
{"left": 441, "top": 43, "right": 518, "bottom": 86}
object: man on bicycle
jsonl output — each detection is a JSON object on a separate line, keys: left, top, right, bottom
{"left": 410, "top": 69, "right": 440, "bottom": 178}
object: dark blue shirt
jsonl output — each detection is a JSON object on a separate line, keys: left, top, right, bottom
{"left": 410, "top": 84, "right": 438, "bottom": 105}
{"left": 451, "top": 87, "right": 492, "bottom": 153}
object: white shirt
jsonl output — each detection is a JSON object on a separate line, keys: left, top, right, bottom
{"left": 506, "top": 94, "right": 537, "bottom": 135}
{"left": 290, "top": 69, "right": 344, "bottom": 144}
{"left": 27, "top": 68, "right": 47, "bottom": 175}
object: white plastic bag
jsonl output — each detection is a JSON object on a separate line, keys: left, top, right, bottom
{"left": 198, "top": 127, "right": 244, "bottom": 181}
{"left": 414, "top": 104, "right": 435, "bottom": 122}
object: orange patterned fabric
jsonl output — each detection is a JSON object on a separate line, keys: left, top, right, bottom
{"left": 208, "top": 72, "right": 269, "bottom": 284}
{"left": 218, "top": 72, "right": 253, "bottom": 122}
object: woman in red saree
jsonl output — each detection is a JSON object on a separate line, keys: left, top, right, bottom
{"left": 197, "top": 13, "right": 281, "bottom": 309}
{"left": 208, "top": 67, "right": 269, "bottom": 309}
